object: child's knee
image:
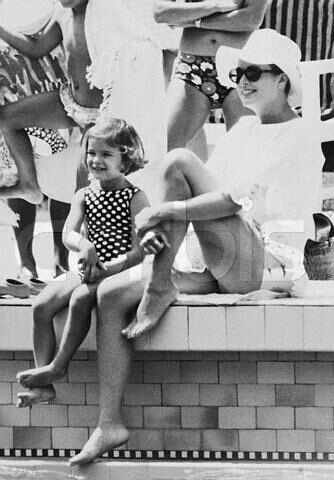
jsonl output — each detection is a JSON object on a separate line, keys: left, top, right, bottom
{"left": 69, "top": 286, "right": 92, "bottom": 311}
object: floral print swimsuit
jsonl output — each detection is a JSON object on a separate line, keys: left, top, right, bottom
{"left": 174, "top": 52, "right": 232, "bottom": 108}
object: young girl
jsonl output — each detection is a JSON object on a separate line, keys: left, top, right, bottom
{"left": 16, "top": 118, "right": 150, "bottom": 407}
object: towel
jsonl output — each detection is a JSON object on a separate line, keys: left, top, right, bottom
{"left": 85, "top": 0, "right": 167, "bottom": 164}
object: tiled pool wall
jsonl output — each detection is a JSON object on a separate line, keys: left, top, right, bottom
{"left": 2, "top": 351, "right": 334, "bottom": 452}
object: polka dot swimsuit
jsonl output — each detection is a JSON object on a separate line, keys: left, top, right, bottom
{"left": 84, "top": 182, "right": 139, "bottom": 262}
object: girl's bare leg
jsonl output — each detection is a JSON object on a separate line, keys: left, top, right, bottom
{"left": 0, "top": 91, "right": 75, "bottom": 204}
{"left": 18, "top": 282, "right": 97, "bottom": 389}
{"left": 129, "top": 148, "right": 264, "bottom": 338}
{"left": 16, "top": 275, "right": 80, "bottom": 407}
{"left": 70, "top": 269, "right": 146, "bottom": 466}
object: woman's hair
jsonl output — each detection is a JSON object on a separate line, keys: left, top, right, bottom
{"left": 82, "top": 118, "right": 146, "bottom": 175}
{"left": 270, "top": 64, "right": 291, "bottom": 95}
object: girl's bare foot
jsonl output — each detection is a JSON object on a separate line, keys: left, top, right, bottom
{"left": 69, "top": 423, "right": 129, "bottom": 466}
{"left": 17, "top": 364, "right": 66, "bottom": 388}
{"left": 16, "top": 385, "right": 56, "bottom": 408}
{"left": 122, "top": 280, "right": 178, "bottom": 339}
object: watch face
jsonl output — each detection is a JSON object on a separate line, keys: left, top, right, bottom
{"left": 0, "top": 0, "right": 55, "bottom": 35}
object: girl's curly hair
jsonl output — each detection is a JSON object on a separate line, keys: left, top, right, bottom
{"left": 82, "top": 118, "right": 147, "bottom": 175}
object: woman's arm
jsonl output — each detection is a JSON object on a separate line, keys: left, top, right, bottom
{"left": 0, "top": 19, "right": 62, "bottom": 58}
{"left": 103, "top": 190, "right": 151, "bottom": 276}
{"left": 153, "top": 0, "right": 241, "bottom": 25}
{"left": 198, "top": 0, "right": 268, "bottom": 31}
{"left": 136, "top": 190, "right": 242, "bottom": 238}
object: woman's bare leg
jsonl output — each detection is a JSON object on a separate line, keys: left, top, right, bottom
{"left": 130, "top": 148, "right": 264, "bottom": 338}
{"left": 70, "top": 269, "right": 146, "bottom": 466}
{"left": 0, "top": 91, "right": 75, "bottom": 204}
{"left": 8, "top": 198, "right": 37, "bottom": 278}
{"left": 167, "top": 78, "right": 210, "bottom": 152}
{"left": 49, "top": 198, "right": 71, "bottom": 276}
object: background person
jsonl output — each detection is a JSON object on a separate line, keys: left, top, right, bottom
{"left": 153, "top": 0, "right": 268, "bottom": 152}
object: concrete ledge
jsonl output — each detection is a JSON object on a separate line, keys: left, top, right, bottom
{"left": 1, "top": 296, "right": 334, "bottom": 352}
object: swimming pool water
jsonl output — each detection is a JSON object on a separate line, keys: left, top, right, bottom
{"left": 3, "top": 460, "right": 334, "bottom": 480}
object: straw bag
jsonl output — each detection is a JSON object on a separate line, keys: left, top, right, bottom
{"left": 303, "top": 212, "right": 334, "bottom": 279}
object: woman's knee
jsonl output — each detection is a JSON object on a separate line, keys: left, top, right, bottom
{"left": 163, "top": 148, "right": 199, "bottom": 180}
{"left": 97, "top": 276, "right": 143, "bottom": 314}
{"left": 97, "top": 281, "right": 128, "bottom": 312}
{"left": 33, "top": 297, "right": 55, "bottom": 324}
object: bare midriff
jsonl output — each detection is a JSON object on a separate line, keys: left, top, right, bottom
{"left": 61, "top": 6, "right": 103, "bottom": 108}
{"left": 180, "top": 0, "right": 251, "bottom": 56}
{"left": 181, "top": 28, "right": 252, "bottom": 56}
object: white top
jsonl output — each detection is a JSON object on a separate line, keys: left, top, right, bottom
{"left": 0, "top": 0, "right": 55, "bottom": 35}
{"left": 206, "top": 116, "right": 324, "bottom": 254}
{"left": 174, "top": 115, "right": 324, "bottom": 280}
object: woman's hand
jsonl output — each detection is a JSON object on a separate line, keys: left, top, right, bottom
{"left": 236, "top": 289, "right": 290, "bottom": 303}
{"left": 135, "top": 204, "right": 173, "bottom": 239}
{"left": 140, "top": 230, "right": 170, "bottom": 255}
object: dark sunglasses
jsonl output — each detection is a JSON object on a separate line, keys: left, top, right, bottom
{"left": 229, "top": 65, "right": 280, "bottom": 84}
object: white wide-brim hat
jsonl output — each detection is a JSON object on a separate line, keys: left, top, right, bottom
{"left": 0, "top": 0, "right": 55, "bottom": 35}
{"left": 216, "top": 29, "right": 302, "bottom": 108}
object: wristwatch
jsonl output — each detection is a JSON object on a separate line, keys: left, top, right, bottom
{"left": 194, "top": 18, "right": 201, "bottom": 28}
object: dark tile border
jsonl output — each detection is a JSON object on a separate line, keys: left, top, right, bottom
{"left": 0, "top": 450, "right": 334, "bottom": 461}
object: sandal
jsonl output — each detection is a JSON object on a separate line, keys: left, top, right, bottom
{"left": 29, "top": 277, "right": 47, "bottom": 295}
{"left": 5, "top": 278, "right": 31, "bottom": 299}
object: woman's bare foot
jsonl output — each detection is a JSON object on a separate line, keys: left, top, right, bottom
{"left": 16, "top": 385, "right": 56, "bottom": 408}
{"left": 0, "top": 183, "right": 43, "bottom": 205}
{"left": 17, "top": 364, "right": 66, "bottom": 388}
{"left": 69, "top": 423, "right": 129, "bottom": 466}
{"left": 122, "top": 280, "right": 178, "bottom": 339}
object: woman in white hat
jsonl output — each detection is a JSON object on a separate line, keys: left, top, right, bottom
{"left": 122, "top": 28, "right": 325, "bottom": 338}
{"left": 59, "top": 29, "right": 324, "bottom": 466}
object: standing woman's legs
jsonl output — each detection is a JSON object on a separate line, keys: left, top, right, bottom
{"left": 49, "top": 198, "right": 71, "bottom": 276}
{"left": 8, "top": 198, "right": 37, "bottom": 278}
{"left": 167, "top": 78, "right": 210, "bottom": 153}
{"left": 70, "top": 269, "right": 146, "bottom": 466}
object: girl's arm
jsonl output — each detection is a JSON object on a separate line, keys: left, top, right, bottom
{"left": 153, "top": 0, "right": 241, "bottom": 26}
{"left": 62, "top": 189, "right": 87, "bottom": 251}
{"left": 0, "top": 18, "right": 62, "bottom": 58}
{"left": 197, "top": 0, "right": 268, "bottom": 31}
{"left": 102, "top": 190, "right": 151, "bottom": 276}
{"left": 63, "top": 189, "right": 101, "bottom": 281}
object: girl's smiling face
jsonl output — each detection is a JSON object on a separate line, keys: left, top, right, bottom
{"left": 86, "top": 137, "right": 124, "bottom": 184}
